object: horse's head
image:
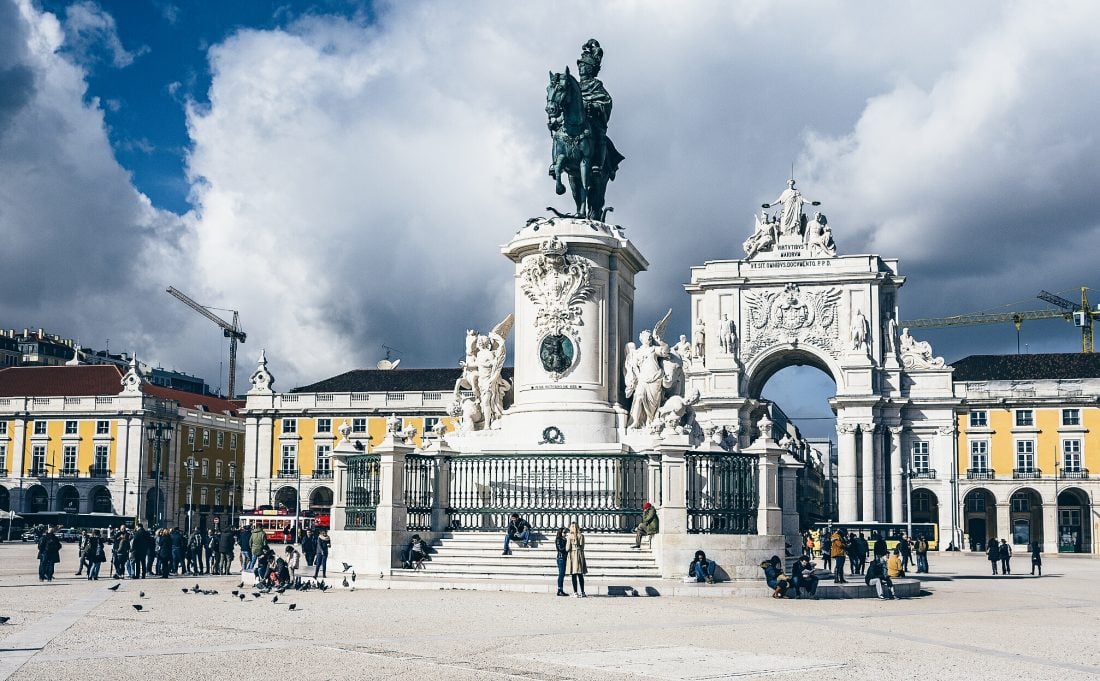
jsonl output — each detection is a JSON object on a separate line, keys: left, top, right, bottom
{"left": 546, "top": 67, "right": 580, "bottom": 121}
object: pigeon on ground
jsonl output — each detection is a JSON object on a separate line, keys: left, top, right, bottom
{"left": 238, "top": 594, "right": 246, "bottom": 601}
{"left": 237, "top": 581, "right": 244, "bottom": 588}
{"left": 107, "top": 583, "right": 121, "bottom": 591}
{"left": 131, "top": 604, "right": 143, "bottom": 611}
{"left": 288, "top": 604, "right": 296, "bottom": 611}
{"left": 351, "top": 572, "right": 356, "bottom": 582}
{"left": 272, "top": 596, "right": 279, "bottom": 604}
{"left": 342, "top": 577, "right": 349, "bottom": 588}
{"left": 232, "top": 590, "right": 239, "bottom": 596}
{"left": 341, "top": 562, "right": 352, "bottom": 572}
{"left": 252, "top": 593, "right": 261, "bottom": 598}
{"left": 139, "top": 592, "right": 145, "bottom": 598}
{"left": 181, "top": 589, "right": 189, "bottom": 594}
{"left": 0, "top": 616, "right": 10, "bottom": 624}
{"left": 192, "top": 584, "right": 201, "bottom": 592}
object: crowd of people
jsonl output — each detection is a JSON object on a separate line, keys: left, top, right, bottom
{"left": 33, "top": 522, "right": 332, "bottom": 584}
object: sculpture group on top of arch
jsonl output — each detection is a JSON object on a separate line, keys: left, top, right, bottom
{"left": 743, "top": 179, "right": 838, "bottom": 260}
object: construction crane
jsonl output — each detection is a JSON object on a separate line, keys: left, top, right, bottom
{"left": 166, "top": 286, "right": 247, "bottom": 396}
{"left": 901, "top": 287, "right": 1098, "bottom": 353}
{"left": 1037, "top": 288, "right": 1098, "bottom": 353}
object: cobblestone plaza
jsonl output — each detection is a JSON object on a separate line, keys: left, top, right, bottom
{"left": 1, "top": 544, "right": 1097, "bottom": 680}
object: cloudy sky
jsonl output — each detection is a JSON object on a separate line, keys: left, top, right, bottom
{"left": 2, "top": 0, "right": 1099, "bottom": 433}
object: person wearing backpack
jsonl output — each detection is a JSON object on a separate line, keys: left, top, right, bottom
{"left": 914, "top": 536, "right": 930, "bottom": 573}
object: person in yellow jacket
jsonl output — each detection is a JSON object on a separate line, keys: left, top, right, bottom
{"left": 887, "top": 549, "right": 904, "bottom": 579}
{"left": 830, "top": 530, "right": 848, "bottom": 583}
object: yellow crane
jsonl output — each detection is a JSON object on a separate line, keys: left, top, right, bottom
{"left": 901, "top": 287, "right": 1098, "bottom": 353}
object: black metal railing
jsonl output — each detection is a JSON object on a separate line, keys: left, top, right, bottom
{"left": 967, "top": 468, "right": 995, "bottom": 480}
{"left": 447, "top": 453, "right": 649, "bottom": 533}
{"left": 312, "top": 469, "right": 333, "bottom": 480}
{"left": 403, "top": 455, "right": 436, "bottom": 532}
{"left": 277, "top": 469, "right": 300, "bottom": 479}
{"left": 90, "top": 467, "right": 110, "bottom": 478}
{"left": 685, "top": 452, "right": 758, "bottom": 534}
{"left": 345, "top": 454, "right": 380, "bottom": 530}
{"left": 1012, "top": 467, "right": 1042, "bottom": 480}
{"left": 914, "top": 468, "right": 937, "bottom": 479}
{"left": 1060, "top": 468, "right": 1089, "bottom": 479}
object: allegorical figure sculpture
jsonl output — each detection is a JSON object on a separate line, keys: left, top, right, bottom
{"left": 763, "top": 178, "right": 820, "bottom": 238}
{"left": 452, "top": 314, "right": 514, "bottom": 431}
{"left": 546, "top": 39, "right": 625, "bottom": 221}
{"left": 624, "top": 310, "right": 683, "bottom": 430}
{"left": 718, "top": 314, "right": 738, "bottom": 356}
{"left": 850, "top": 308, "right": 871, "bottom": 353}
{"left": 804, "top": 212, "right": 837, "bottom": 257}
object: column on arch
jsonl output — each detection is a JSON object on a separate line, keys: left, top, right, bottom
{"left": 860, "top": 423, "right": 876, "bottom": 521}
{"left": 889, "top": 426, "right": 905, "bottom": 523}
{"left": 837, "top": 423, "right": 859, "bottom": 523}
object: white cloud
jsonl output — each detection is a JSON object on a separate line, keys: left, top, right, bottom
{"left": 60, "top": 0, "right": 144, "bottom": 68}
{"left": 4, "top": 0, "right": 1100, "bottom": 395}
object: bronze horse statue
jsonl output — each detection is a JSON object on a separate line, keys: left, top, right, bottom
{"left": 545, "top": 68, "right": 622, "bottom": 221}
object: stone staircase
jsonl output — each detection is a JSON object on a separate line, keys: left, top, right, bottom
{"left": 394, "top": 531, "right": 661, "bottom": 580}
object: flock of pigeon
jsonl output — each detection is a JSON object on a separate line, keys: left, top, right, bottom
{"left": 0, "top": 564, "right": 363, "bottom": 624}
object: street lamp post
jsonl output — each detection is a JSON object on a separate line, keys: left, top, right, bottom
{"left": 146, "top": 420, "right": 174, "bottom": 528}
{"left": 228, "top": 463, "right": 237, "bottom": 527}
{"left": 184, "top": 455, "right": 200, "bottom": 536}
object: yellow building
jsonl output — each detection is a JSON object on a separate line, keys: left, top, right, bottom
{"left": 0, "top": 361, "right": 243, "bottom": 531}
{"left": 242, "top": 360, "right": 471, "bottom": 519}
{"left": 950, "top": 354, "right": 1099, "bottom": 554}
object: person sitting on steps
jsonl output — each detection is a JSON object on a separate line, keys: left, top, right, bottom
{"left": 688, "top": 550, "right": 716, "bottom": 584}
{"left": 790, "top": 554, "right": 819, "bottom": 598}
{"left": 502, "top": 514, "right": 531, "bottom": 555}
{"left": 760, "top": 555, "right": 791, "bottom": 598}
{"left": 632, "top": 502, "right": 659, "bottom": 549}
{"left": 865, "top": 555, "right": 896, "bottom": 600}
{"left": 403, "top": 534, "right": 428, "bottom": 569}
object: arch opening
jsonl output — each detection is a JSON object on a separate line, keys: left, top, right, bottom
{"left": 91, "top": 486, "right": 113, "bottom": 514}
{"left": 1009, "top": 487, "right": 1043, "bottom": 547}
{"left": 963, "top": 488, "right": 996, "bottom": 552}
{"left": 0, "top": 485, "right": 9, "bottom": 513}
{"left": 56, "top": 485, "right": 80, "bottom": 514}
{"left": 274, "top": 486, "right": 298, "bottom": 513}
{"left": 1056, "top": 487, "right": 1091, "bottom": 553}
{"left": 309, "top": 486, "right": 333, "bottom": 511}
{"left": 26, "top": 485, "right": 48, "bottom": 514}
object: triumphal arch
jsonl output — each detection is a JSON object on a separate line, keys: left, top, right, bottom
{"left": 684, "top": 181, "right": 957, "bottom": 525}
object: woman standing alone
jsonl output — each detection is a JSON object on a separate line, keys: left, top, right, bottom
{"left": 565, "top": 521, "right": 587, "bottom": 598}
{"left": 554, "top": 527, "right": 568, "bottom": 597}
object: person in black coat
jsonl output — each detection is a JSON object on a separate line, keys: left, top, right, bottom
{"left": 998, "top": 539, "right": 1012, "bottom": 574}
{"left": 301, "top": 530, "right": 317, "bottom": 567}
{"left": 986, "top": 537, "right": 1000, "bottom": 575}
{"left": 37, "top": 527, "right": 63, "bottom": 581}
{"left": 1029, "top": 541, "right": 1042, "bottom": 576}
{"left": 872, "top": 532, "right": 888, "bottom": 560}
{"left": 218, "top": 528, "right": 237, "bottom": 574}
{"left": 131, "top": 524, "right": 151, "bottom": 579}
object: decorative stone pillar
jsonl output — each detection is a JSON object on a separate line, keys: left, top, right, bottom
{"left": 860, "top": 423, "right": 876, "bottom": 521}
{"left": 1041, "top": 497, "right": 1058, "bottom": 554}
{"left": 429, "top": 450, "right": 453, "bottom": 533}
{"left": 889, "top": 426, "right": 904, "bottom": 523}
{"left": 837, "top": 423, "right": 858, "bottom": 523}
{"left": 995, "top": 502, "right": 1012, "bottom": 547}
{"left": 651, "top": 437, "right": 689, "bottom": 577}
{"left": 646, "top": 451, "right": 662, "bottom": 508}
{"left": 374, "top": 433, "right": 413, "bottom": 569}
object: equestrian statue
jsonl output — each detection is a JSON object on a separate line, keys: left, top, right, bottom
{"left": 545, "top": 39, "right": 625, "bottom": 222}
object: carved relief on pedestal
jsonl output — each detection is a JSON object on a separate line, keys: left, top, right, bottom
{"left": 519, "top": 235, "right": 593, "bottom": 380}
{"left": 742, "top": 283, "right": 841, "bottom": 362}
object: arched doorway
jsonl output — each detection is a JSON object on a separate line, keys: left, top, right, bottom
{"left": 309, "top": 486, "right": 333, "bottom": 512}
{"left": 91, "top": 486, "right": 113, "bottom": 514}
{"left": 56, "top": 485, "right": 80, "bottom": 514}
{"left": 757, "top": 362, "right": 839, "bottom": 525}
{"left": 912, "top": 488, "right": 939, "bottom": 525}
{"left": 0, "top": 485, "right": 11, "bottom": 512}
{"left": 963, "top": 487, "right": 996, "bottom": 551}
{"left": 274, "top": 486, "right": 298, "bottom": 513}
{"left": 1009, "top": 487, "right": 1043, "bottom": 547}
{"left": 26, "top": 485, "right": 48, "bottom": 513}
{"left": 1056, "top": 488, "right": 1091, "bottom": 553}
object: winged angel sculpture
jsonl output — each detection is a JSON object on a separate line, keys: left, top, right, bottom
{"left": 623, "top": 309, "right": 685, "bottom": 430}
{"left": 452, "top": 314, "right": 514, "bottom": 432}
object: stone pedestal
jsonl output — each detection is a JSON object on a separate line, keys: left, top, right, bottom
{"left": 494, "top": 218, "right": 647, "bottom": 446}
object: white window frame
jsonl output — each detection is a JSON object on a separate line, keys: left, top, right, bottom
{"left": 1015, "top": 409, "right": 1034, "bottom": 427}
{"left": 1063, "top": 439, "right": 1082, "bottom": 471}
{"left": 969, "top": 440, "right": 988, "bottom": 470}
{"left": 1015, "top": 439, "right": 1035, "bottom": 470}
{"left": 96, "top": 420, "right": 109, "bottom": 435}
{"left": 202, "top": 429, "right": 210, "bottom": 447}
{"left": 31, "top": 444, "right": 46, "bottom": 472}
{"left": 969, "top": 411, "right": 988, "bottom": 428}
{"left": 94, "top": 444, "right": 109, "bottom": 472}
{"left": 0, "top": 421, "right": 7, "bottom": 435}
{"left": 200, "top": 487, "right": 208, "bottom": 506}
{"left": 1062, "top": 408, "right": 1081, "bottom": 426}
{"left": 62, "top": 445, "right": 77, "bottom": 474}
{"left": 352, "top": 417, "right": 367, "bottom": 433}
{"left": 201, "top": 459, "right": 209, "bottom": 477}
{"left": 33, "top": 421, "right": 47, "bottom": 436}
{"left": 230, "top": 433, "right": 237, "bottom": 449}
{"left": 315, "top": 444, "right": 332, "bottom": 472}
{"left": 281, "top": 444, "right": 298, "bottom": 473}
{"left": 215, "top": 460, "right": 223, "bottom": 478}
{"left": 283, "top": 418, "right": 298, "bottom": 434}
{"left": 216, "top": 431, "right": 224, "bottom": 448}
{"left": 0, "top": 443, "right": 6, "bottom": 472}
{"left": 187, "top": 427, "right": 195, "bottom": 445}
{"left": 64, "top": 420, "right": 78, "bottom": 435}
{"left": 214, "top": 489, "right": 222, "bottom": 507}
{"left": 912, "top": 441, "right": 930, "bottom": 472}
{"left": 316, "top": 418, "right": 331, "bottom": 434}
